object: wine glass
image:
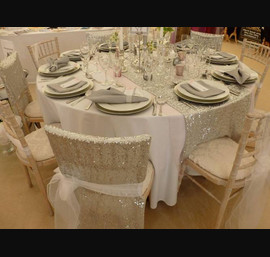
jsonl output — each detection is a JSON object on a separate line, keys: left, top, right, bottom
{"left": 156, "top": 95, "right": 167, "bottom": 116}
{"left": 111, "top": 55, "right": 122, "bottom": 86}
{"left": 80, "top": 41, "right": 90, "bottom": 74}
{"left": 98, "top": 52, "right": 111, "bottom": 86}
{"left": 142, "top": 53, "right": 154, "bottom": 86}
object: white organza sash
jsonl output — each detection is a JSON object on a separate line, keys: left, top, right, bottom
{"left": 47, "top": 165, "right": 152, "bottom": 229}
{"left": 225, "top": 114, "right": 270, "bottom": 228}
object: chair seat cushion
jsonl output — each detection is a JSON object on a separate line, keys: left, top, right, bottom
{"left": 23, "top": 127, "right": 54, "bottom": 162}
{"left": 24, "top": 100, "right": 42, "bottom": 118}
{"left": 250, "top": 109, "right": 266, "bottom": 132}
{"left": 188, "top": 137, "right": 255, "bottom": 180}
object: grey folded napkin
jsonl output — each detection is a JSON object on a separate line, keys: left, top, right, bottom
{"left": 89, "top": 87, "right": 148, "bottom": 104}
{"left": 217, "top": 51, "right": 235, "bottom": 59}
{"left": 48, "top": 56, "right": 70, "bottom": 72}
{"left": 181, "top": 80, "right": 225, "bottom": 98}
{"left": 47, "top": 76, "right": 87, "bottom": 93}
{"left": 63, "top": 51, "right": 81, "bottom": 61}
{"left": 209, "top": 51, "right": 235, "bottom": 61}
{"left": 223, "top": 64, "right": 250, "bottom": 84}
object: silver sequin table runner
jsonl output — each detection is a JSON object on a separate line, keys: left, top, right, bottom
{"left": 123, "top": 66, "right": 253, "bottom": 160}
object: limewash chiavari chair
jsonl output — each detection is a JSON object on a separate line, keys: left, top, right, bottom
{"left": 0, "top": 51, "right": 43, "bottom": 134}
{"left": 27, "top": 37, "right": 60, "bottom": 70}
{"left": 240, "top": 38, "right": 270, "bottom": 105}
{"left": 0, "top": 100, "right": 58, "bottom": 216}
{"left": 45, "top": 125, "right": 154, "bottom": 229}
{"left": 178, "top": 111, "right": 268, "bottom": 229}
{"left": 240, "top": 38, "right": 270, "bottom": 148}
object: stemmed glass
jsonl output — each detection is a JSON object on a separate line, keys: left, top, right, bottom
{"left": 85, "top": 38, "right": 99, "bottom": 78}
{"left": 98, "top": 52, "right": 111, "bottom": 86}
{"left": 111, "top": 54, "right": 122, "bottom": 86}
{"left": 156, "top": 95, "right": 167, "bottom": 116}
{"left": 80, "top": 41, "right": 90, "bottom": 74}
{"left": 142, "top": 52, "right": 154, "bottom": 87}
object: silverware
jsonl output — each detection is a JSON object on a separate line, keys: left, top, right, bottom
{"left": 229, "top": 89, "right": 240, "bottom": 96}
{"left": 70, "top": 95, "right": 86, "bottom": 106}
{"left": 181, "top": 100, "right": 197, "bottom": 110}
{"left": 65, "top": 95, "right": 84, "bottom": 104}
{"left": 152, "top": 98, "right": 157, "bottom": 116}
{"left": 69, "top": 90, "right": 93, "bottom": 106}
{"left": 84, "top": 101, "right": 93, "bottom": 110}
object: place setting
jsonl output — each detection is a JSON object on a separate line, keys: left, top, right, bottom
{"left": 211, "top": 63, "right": 258, "bottom": 85}
{"left": 60, "top": 49, "right": 82, "bottom": 61}
{"left": 88, "top": 86, "right": 153, "bottom": 115}
{"left": 42, "top": 75, "right": 94, "bottom": 100}
{"left": 174, "top": 79, "right": 230, "bottom": 105}
{"left": 38, "top": 56, "right": 81, "bottom": 77}
{"left": 98, "top": 41, "right": 129, "bottom": 52}
{"left": 206, "top": 51, "right": 238, "bottom": 65}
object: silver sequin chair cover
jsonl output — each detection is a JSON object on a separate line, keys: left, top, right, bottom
{"left": 45, "top": 125, "right": 154, "bottom": 229}
{"left": 190, "top": 30, "right": 224, "bottom": 51}
{"left": 0, "top": 51, "right": 31, "bottom": 116}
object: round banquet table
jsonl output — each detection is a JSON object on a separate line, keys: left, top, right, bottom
{"left": 36, "top": 57, "right": 256, "bottom": 209}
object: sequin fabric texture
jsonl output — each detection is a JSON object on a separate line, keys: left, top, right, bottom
{"left": 123, "top": 60, "right": 253, "bottom": 159}
{"left": 45, "top": 126, "right": 152, "bottom": 229}
{"left": 0, "top": 52, "right": 31, "bottom": 117}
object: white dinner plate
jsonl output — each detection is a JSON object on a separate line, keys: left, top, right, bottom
{"left": 175, "top": 79, "right": 230, "bottom": 103}
{"left": 60, "top": 49, "right": 81, "bottom": 61}
{"left": 44, "top": 79, "right": 93, "bottom": 97}
{"left": 174, "top": 87, "right": 230, "bottom": 104}
{"left": 96, "top": 89, "right": 152, "bottom": 113}
{"left": 95, "top": 99, "right": 153, "bottom": 115}
{"left": 207, "top": 53, "right": 238, "bottom": 65}
{"left": 211, "top": 70, "right": 258, "bottom": 84}
{"left": 44, "top": 87, "right": 90, "bottom": 99}
{"left": 98, "top": 41, "right": 129, "bottom": 52}
{"left": 38, "top": 62, "right": 80, "bottom": 77}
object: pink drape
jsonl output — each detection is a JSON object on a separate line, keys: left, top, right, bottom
{"left": 191, "top": 27, "right": 218, "bottom": 34}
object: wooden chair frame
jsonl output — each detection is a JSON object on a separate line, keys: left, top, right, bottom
{"left": 27, "top": 37, "right": 60, "bottom": 70}
{"left": 240, "top": 38, "right": 270, "bottom": 105}
{"left": 178, "top": 112, "right": 267, "bottom": 229}
{"left": 0, "top": 100, "right": 56, "bottom": 216}
{"left": 229, "top": 27, "right": 238, "bottom": 43}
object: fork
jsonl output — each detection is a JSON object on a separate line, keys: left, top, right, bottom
{"left": 229, "top": 88, "right": 241, "bottom": 96}
{"left": 84, "top": 101, "right": 93, "bottom": 110}
{"left": 152, "top": 98, "right": 157, "bottom": 116}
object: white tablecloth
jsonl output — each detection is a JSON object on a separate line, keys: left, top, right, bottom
{"left": 36, "top": 69, "right": 185, "bottom": 209}
{"left": 36, "top": 59, "right": 256, "bottom": 209}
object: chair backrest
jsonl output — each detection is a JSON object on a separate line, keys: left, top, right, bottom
{"left": 229, "top": 111, "right": 269, "bottom": 184}
{"left": 240, "top": 38, "right": 270, "bottom": 103}
{"left": 27, "top": 37, "right": 60, "bottom": 70}
{"left": 190, "top": 30, "right": 224, "bottom": 51}
{"left": 44, "top": 125, "right": 152, "bottom": 228}
{"left": 0, "top": 100, "right": 37, "bottom": 167}
{"left": 0, "top": 51, "right": 32, "bottom": 123}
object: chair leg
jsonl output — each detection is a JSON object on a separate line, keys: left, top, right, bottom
{"left": 178, "top": 160, "right": 187, "bottom": 191}
{"left": 215, "top": 187, "right": 233, "bottom": 229}
{"left": 34, "top": 122, "right": 41, "bottom": 129}
{"left": 22, "top": 164, "right": 33, "bottom": 188}
{"left": 21, "top": 119, "right": 30, "bottom": 135}
{"left": 31, "top": 167, "right": 54, "bottom": 216}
